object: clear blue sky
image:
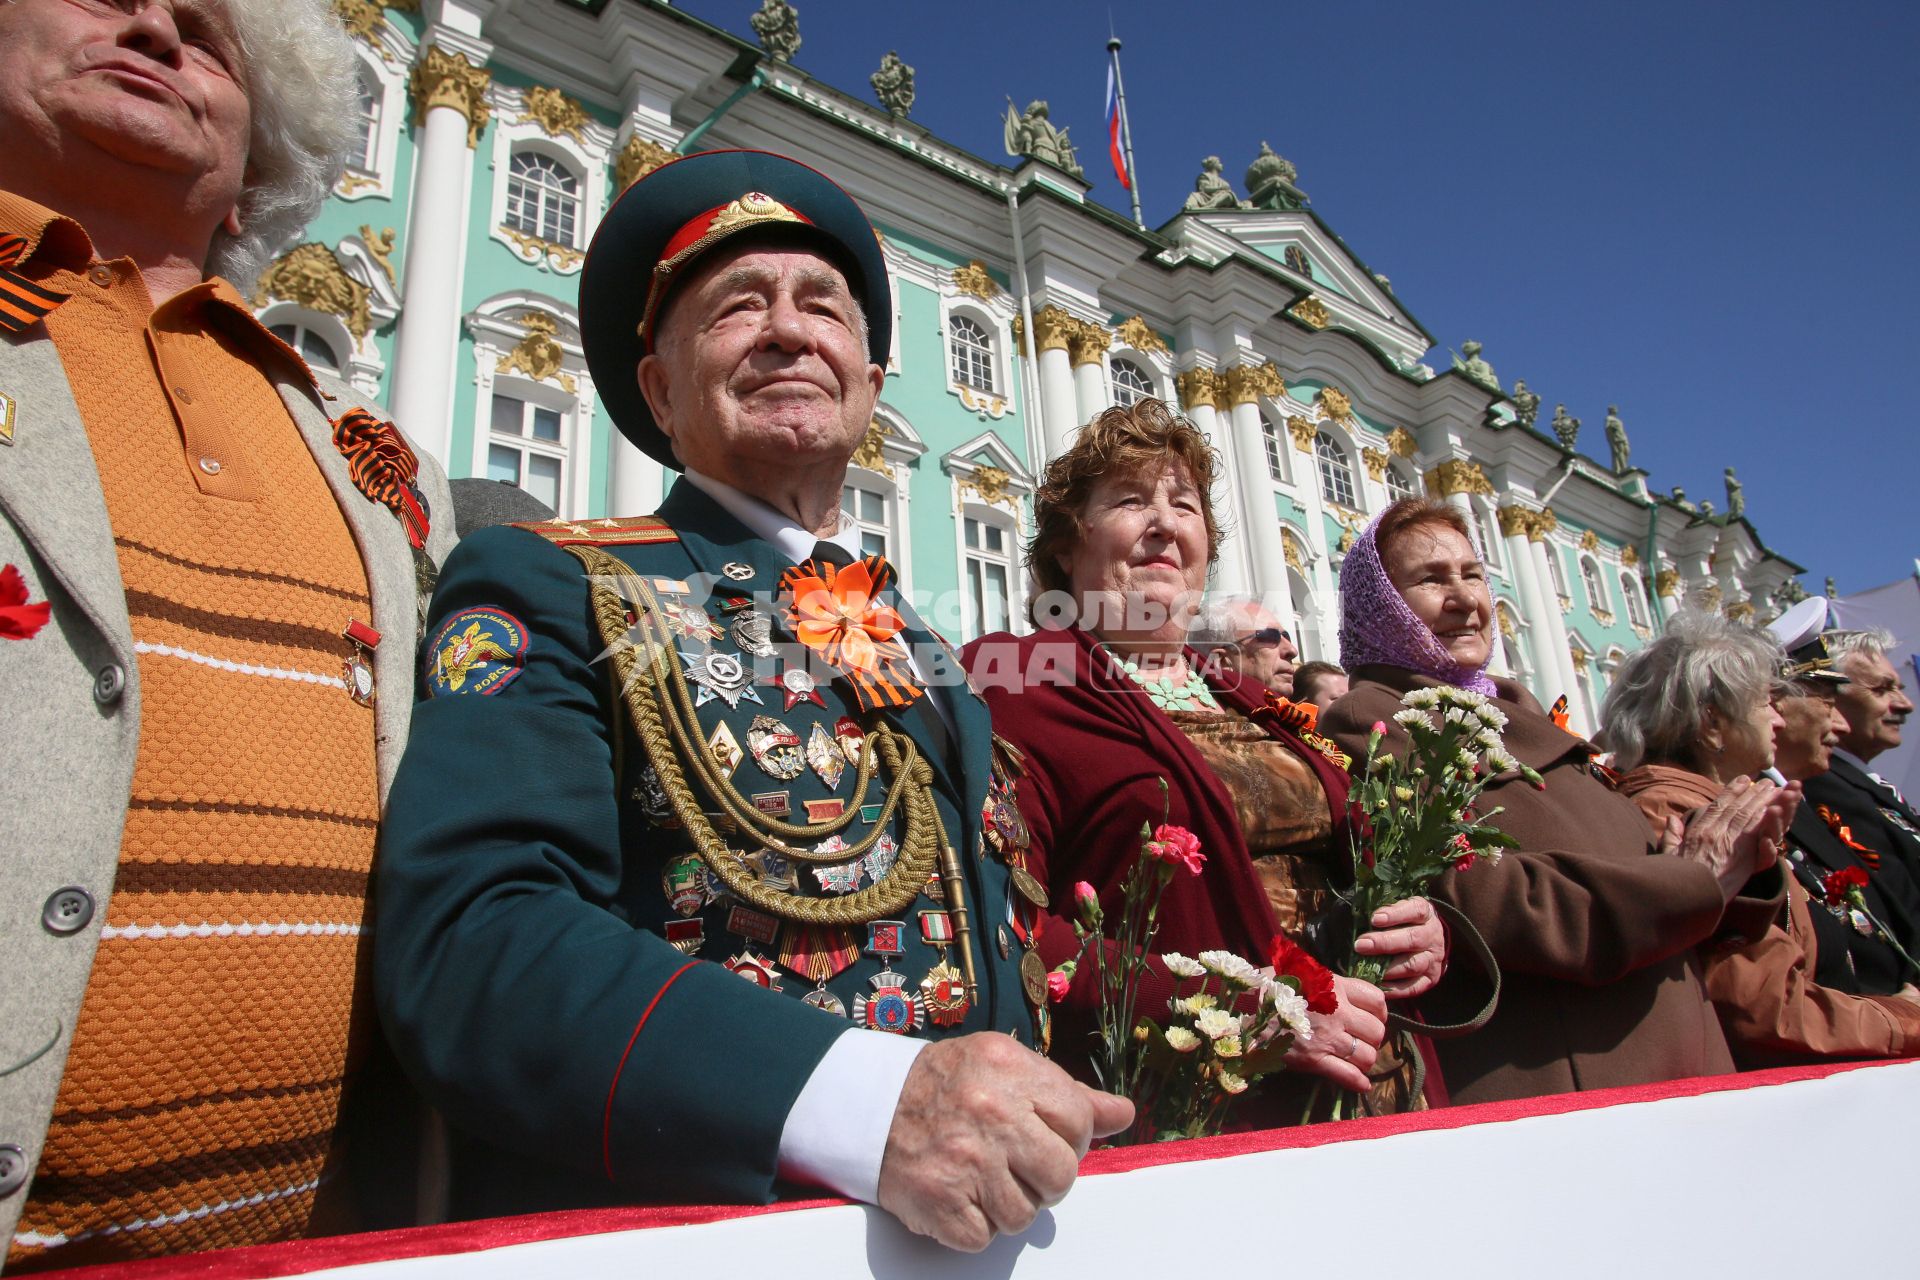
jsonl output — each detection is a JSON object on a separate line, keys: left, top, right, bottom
{"left": 676, "top": 0, "right": 1919, "bottom": 593}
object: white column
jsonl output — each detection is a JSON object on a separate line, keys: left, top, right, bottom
{"left": 1071, "top": 357, "right": 1109, "bottom": 425}
{"left": 606, "top": 438, "right": 664, "bottom": 517}
{"left": 1176, "top": 370, "right": 1248, "bottom": 599}
{"left": 1227, "top": 391, "right": 1294, "bottom": 630}
{"left": 1036, "top": 345, "right": 1079, "bottom": 458}
{"left": 1287, "top": 422, "right": 1336, "bottom": 657}
{"left": 1503, "top": 519, "right": 1554, "bottom": 704}
{"left": 1529, "top": 535, "right": 1586, "bottom": 731}
{"left": 389, "top": 45, "right": 486, "bottom": 473}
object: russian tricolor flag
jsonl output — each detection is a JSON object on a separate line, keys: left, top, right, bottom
{"left": 1105, "top": 63, "right": 1130, "bottom": 190}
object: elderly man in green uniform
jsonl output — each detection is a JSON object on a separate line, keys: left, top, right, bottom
{"left": 375, "top": 149, "right": 1130, "bottom": 1252}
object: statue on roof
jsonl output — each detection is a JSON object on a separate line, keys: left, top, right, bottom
{"left": 1510, "top": 378, "right": 1541, "bottom": 431}
{"left": 1776, "top": 577, "right": 1808, "bottom": 607}
{"left": 1183, "top": 156, "right": 1247, "bottom": 210}
{"left": 749, "top": 0, "right": 801, "bottom": 62}
{"left": 1670, "top": 485, "right": 1695, "bottom": 512}
{"left": 1550, "top": 403, "right": 1580, "bottom": 451}
{"left": 1724, "top": 466, "right": 1745, "bottom": 518}
{"left": 870, "top": 51, "right": 914, "bottom": 116}
{"left": 1244, "top": 142, "right": 1308, "bottom": 210}
{"left": 1605, "top": 405, "right": 1630, "bottom": 473}
{"left": 1698, "top": 499, "right": 1716, "bottom": 518}
{"left": 1826, "top": 576, "right": 1839, "bottom": 599}
{"left": 1003, "top": 100, "right": 1083, "bottom": 179}
{"left": 1451, "top": 340, "right": 1501, "bottom": 394}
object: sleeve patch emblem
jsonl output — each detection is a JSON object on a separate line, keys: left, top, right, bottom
{"left": 427, "top": 606, "right": 529, "bottom": 697}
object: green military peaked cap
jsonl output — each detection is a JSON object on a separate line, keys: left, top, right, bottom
{"left": 579, "top": 148, "right": 894, "bottom": 470}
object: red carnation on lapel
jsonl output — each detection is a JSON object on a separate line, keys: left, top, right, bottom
{"left": 0, "top": 564, "right": 51, "bottom": 640}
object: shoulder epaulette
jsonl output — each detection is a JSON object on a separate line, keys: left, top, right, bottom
{"left": 514, "top": 515, "right": 680, "bottom": 547}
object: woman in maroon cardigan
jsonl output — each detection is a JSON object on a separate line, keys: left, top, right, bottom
{"left": 959, "top": 400, "right": 1447, "bottom": 1113}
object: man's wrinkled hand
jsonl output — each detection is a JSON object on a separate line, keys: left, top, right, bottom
{"left": 875, "top": 1032, "right": 1133, "bottom": 1252}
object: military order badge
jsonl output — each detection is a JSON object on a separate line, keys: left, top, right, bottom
{"left": 427, "top": 607, "right": 529, "bottom": 697}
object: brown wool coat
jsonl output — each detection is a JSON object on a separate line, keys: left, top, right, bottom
{"left": 1323, "top": 667, "right": 1780, "bottom": 1104}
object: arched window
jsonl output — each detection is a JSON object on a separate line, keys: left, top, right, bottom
{"left": 269, "top": 322, "right": 344, "bottom": 375}
{"left": 505, "top": 151, "right": 580, "bottom": 247}
{"left": 1623, "top": 572, "right": 1650, "bottom": 629}
{"left": 1314, "top": 432, "right": 1356, "bottom": 509}
{"left": 1477, "top": 505, "right": 1503, "bottom": 569}
{"left": 841, "top": 480, "right": 892, "bottom": 560}
{"left": 1261, "top": 417, "right": 1286, "bottom": 482}
{"left": 1545, "top": 545, "right": 1570, "bottom": 603}
{"left": 352, "top": 67, "right": 380, "bottom": 172}
{"left": 947, "top": 315, "right": 995, "bottom": 395}
{"left": 1384, "top": 463, "right": 1416, "bottom": 503}
{"left": 1581, "top": 556, "right": 1608, "bottom": 613}
{"left": 1110, "top": 357, "right": 1153, "bottom": 407}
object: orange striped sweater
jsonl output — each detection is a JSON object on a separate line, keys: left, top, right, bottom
{"left": 3, "top": 194, "right": 381, "bottom": 1270}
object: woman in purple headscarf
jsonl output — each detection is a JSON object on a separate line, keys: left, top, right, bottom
{"left": 1320, "top": 498, "right": 1796, "bottom": 1105}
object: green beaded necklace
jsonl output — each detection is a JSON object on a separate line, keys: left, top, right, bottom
{"left": 1116, "top": 652, "right": 1219, "bottom": 712}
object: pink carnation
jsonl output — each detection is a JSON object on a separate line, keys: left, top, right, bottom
{"left": 1046, "top": 969, "right": 1072, "bottom": 1003}
{"left": 1370, "top": 720, "right": 1388, "bottom": 736}
{"left": 1073, "top": 881, "right": 1101, "bottom": 925}
{"left": 1143, "top": 824, "right": 1205, "bottom": 875}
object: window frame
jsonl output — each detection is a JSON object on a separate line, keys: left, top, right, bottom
{"left": 1109, "top": 356, "right": 1154, "bottom": 408}
{"left": 1313, "top": 430, "right": 1358, "bottom": 510}
{"left": 485, "top": 385, "right": 573, "bottom": 517}
{"left": 504, "top": 149, "right": 582, "bottom": 249}
{"left": 960, "top": 508, "right": 1018, "bottom": 642}
{"left": 947, "top": 313, "right": 997, "bottom": 397}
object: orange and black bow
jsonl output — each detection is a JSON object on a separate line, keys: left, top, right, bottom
{"left": 780, "top": 554, "right": 922, "bottom": 712}
{"left": 1264, "top": 693, "right": 1320, "bottom": 735}
{"left": 331, "top": 408, "right": 429, "bottom": 548}
{"left": 1819, "top": 804, "right": 1879, "bottom": 868}
{"left": 1548, "top": 694, "right": 1571, "bottom": 732}
{"left": 0, "top": 233, "right": 69, "bottom": 334}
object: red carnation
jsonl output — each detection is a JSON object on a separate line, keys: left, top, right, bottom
{"left": 1824, "top": 865, "right": 1870, "bottom": 907}
{"left": 1267, "top": 932, "right": 1338, "bottom": 1015}
{"left": 1143, "top": 824, "right": 1205, "bottom": 876}
{"left": 0, "top": 564, "right": 51, "bottom": 641}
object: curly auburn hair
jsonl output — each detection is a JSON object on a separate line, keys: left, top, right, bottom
{"left": 1025, "top": 398, "right": 1225, "bottom": 601}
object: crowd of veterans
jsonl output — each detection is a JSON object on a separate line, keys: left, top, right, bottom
{"left": 0, "top": 0, "right": 1913, "bottom": 1269}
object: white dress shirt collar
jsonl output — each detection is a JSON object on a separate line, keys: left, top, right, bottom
{"left": 680, "top": 469, "right": 858, "bottom": 566}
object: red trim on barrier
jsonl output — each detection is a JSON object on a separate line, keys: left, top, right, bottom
{"left": 602, "top": 960, "right": 698, "bottom": 1182}
{"left": 38, "top": 1057, "right": 1911, "bottom": 1280}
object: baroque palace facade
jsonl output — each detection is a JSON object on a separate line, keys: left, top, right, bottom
{"left": 274, "top": 0, "right": 1803, "bottom": 735}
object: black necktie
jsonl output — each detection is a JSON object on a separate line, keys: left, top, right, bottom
{"left": 808, "top": 540, "right": 954, "bottom": 773}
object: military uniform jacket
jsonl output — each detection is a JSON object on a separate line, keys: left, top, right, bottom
{"left": 0, "top": 331, "right": 452, "bottom": 1242}
{"left": 1806, "top": 759, "right": 1920, "bottom": 923}
{"left": 374, "top": 480, "right": 1034, "bottom": 1218}
{"left": 1794, "top": 765, "right": 1920, "bottom": 991}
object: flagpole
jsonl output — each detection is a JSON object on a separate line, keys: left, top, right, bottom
{"left": 1107, "top": 36, "right": 1145, "bottom": 230}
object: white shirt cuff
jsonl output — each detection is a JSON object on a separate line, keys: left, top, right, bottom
{"left": 776, "top": 1029, "right": 926, "bottom": 1204}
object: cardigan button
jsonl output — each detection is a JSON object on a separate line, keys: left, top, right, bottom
{"left": 93, "top": 663, "right": 125, "bottom": 705}
{"left": 0, "top": 1144, "right": 27, "bottom": 1198}
{"left": 42, "top": 886, "right": 94, "bottom": 936}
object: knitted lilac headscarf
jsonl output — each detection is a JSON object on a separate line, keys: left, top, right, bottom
{"left": 1337, "top": 508, "right": 1499, "bottom": 696}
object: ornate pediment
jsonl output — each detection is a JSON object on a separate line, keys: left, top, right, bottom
{"left": 253, "top": 243, "right": 372, "bottom": 342}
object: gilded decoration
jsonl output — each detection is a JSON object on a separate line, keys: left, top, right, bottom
{"left": 616, "top": 136, "right": 676, "bottom": 192}
{"left": 252, "top": 243, "right": 371, "bottom": 342}
{"left": 499, "top": 225, "right": 584, "bottom": 271}
{"left": 960, "top": 464, "right": 1018, "bottom": 511}
{"left": 1569, "top": 646, "right": 1590, "bottom": 674}
{"left": 1028, "top": 304, "right": 1075, "bottom": 354}
{"left": 1592, "top": 608, "right": 1616, "bottom": 628}
{"left": 1289, "top": 297, "right": 1330, "bottom": 329}
{"left": 360, "top": 225, "right": 398, "bottom": 290}
{"left": 957, "top": 386, "right": 1008, "bottom": 418}
{"left": 517, "top": 86, "right": 590, "bottom": 142}
{"left": 1224, "top": 361, "right": 1285, "bottom": 405}
{"left": 496, "top": 312, "right": 577, "bottom": 394}
{"left": 1174, "top": 366, "right": 1219, "bottom": 412}
{"left": 336, "top": 172, "right": 380, "bottom": 197}
{"left": 951, "top": 260, "right": 1001, "bottom": 301}
{"left": 409, "top": 45, "right": 492, "bottom": 148}
{"left": 1424, "top": 459, "right": 1494, "bottom": 499}
{"left": 1361, "top": 447, "right": 1390, "bottom": 482}
{"left": 1725, "top": 600, "right": 1755, "bottom": 624}
{"left": 1211, "top": 378, "right": 1232, "bottom": 415}
{"left": 1115, "top": 315, "right": 1169, "bottom": 356}
{"left": 1285, "top": 416, "right": 1316, "bottom": 453}
{"left": 1533, "top": 507, "right": 1559, "bottom": 539}
{"left": 1695, "top": 582, "right": 1724, "bottom": 612}
{"left": 1386, "top": 425, "right": 1417, "bottom": 458}
{"left": 1655, "top": 568, "right": 1680, "bottom": 598}
{"left": 709, "top": 192, "right": 801, "bottom": 235}
{"left": 1281, "top": 527, "right": 1304, "bottom": 571}
{"left": 1316, "top": 386, "right": 1354, "bottom": 424}
{"left": 1621, "top": 544, "right": 1639, "bottom": 567}
{"left": 1496, "top": 505, "right": 1531, "bottom": 540}
{"left": 849, "top": 420, "right": 893, "bottom": 477}
{"left": 1065, "top": 320, "right": 1112, "bottom": 368}
{"left": 1497, "top": 606, "right": 1517, "bottom": 640}
{"left": 333, "top": 0, "right": 386, "bottom": 47}
{"left": 1579, "top": 529, "right": 1600, "bottom": 552}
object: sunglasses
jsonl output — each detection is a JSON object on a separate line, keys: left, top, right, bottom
{"left": 1236, "top": 628, "right": 1290, "bottom": 648}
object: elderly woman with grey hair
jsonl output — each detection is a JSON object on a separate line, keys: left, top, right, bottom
{"left": 1606, "top": 615, "right": 1920, "bottom": 1066}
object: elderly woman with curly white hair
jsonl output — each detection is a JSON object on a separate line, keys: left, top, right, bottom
{"left": 0, "top": 0, "right": 455, "bottom": 1267}
{"left": 1605, "top": 615, "right": 1920, "bottom": 1068}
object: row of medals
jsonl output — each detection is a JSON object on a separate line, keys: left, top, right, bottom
{"left": 634, "top": 580, "right": 1053, "bottom": 1036}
